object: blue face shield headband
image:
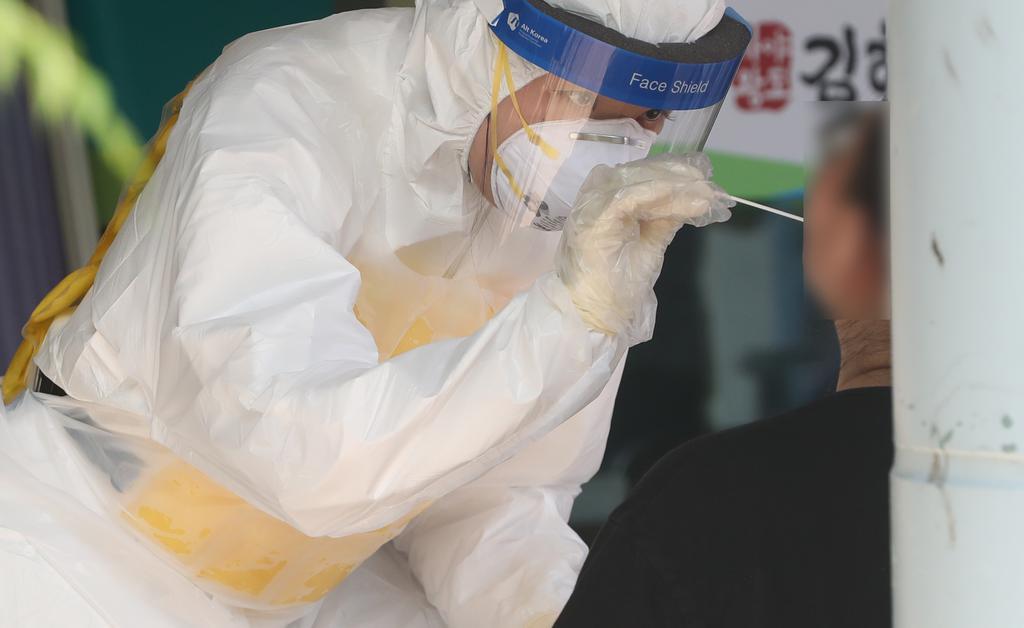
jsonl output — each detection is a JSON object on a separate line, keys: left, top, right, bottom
{"left": 489, "top": 0, "right": 752, "bottom": 113}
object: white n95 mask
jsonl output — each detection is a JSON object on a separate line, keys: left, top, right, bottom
{"left": 490, "top": 117, "right": 657, "bottom": 231}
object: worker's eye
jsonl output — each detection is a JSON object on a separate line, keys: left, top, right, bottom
{"left": 643, "top": 109, "right": 665, "bottom": 121}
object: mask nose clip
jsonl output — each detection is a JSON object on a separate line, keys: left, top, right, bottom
{"left": 569, "top": 132, "right": 648, "bottom": 150}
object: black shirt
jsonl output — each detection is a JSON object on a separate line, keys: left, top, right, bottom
{"left": 557, "top": 387, "right": 893, "bottom": 628}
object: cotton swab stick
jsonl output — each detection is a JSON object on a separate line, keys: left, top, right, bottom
{"left": 729, "top": 195, "right": 804, "bottom": 223}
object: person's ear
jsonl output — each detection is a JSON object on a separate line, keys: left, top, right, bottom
{"left": 805, "top": 194, "right": 873, "bottom": 320}
{"left": 805, "top": 189, "right": 855, "bottom": 314}
{"left": 837, "top": 202, "right": 887, "bottom": 319}
{"left": 860, "top": 216, "right": 890, "bottom": 319}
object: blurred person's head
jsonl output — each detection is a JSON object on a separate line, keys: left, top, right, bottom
{"left": 804, "top": 107, "right": 888, "bottom": 321}
{"left": 803, "top": 106, "right": 890, "bottom": 389}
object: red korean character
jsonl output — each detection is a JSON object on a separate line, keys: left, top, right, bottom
{"left": 733, "top": 22, "right": 793, "bottom": 112}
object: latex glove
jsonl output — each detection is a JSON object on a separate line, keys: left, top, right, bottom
{"left": 556, "top": 153, "right": 733, "bottom": 346}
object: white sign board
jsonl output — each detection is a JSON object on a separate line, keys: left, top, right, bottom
{"left": 708, "top": 0, "right": 887, "bottom": 164}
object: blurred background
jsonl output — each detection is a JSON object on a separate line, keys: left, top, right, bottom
{"left": 0, "top": 0, "right": 886, "bottom": 540}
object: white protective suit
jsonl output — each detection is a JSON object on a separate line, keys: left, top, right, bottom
{"left": 0, "top": 0, "right": 727, "bottom": 626}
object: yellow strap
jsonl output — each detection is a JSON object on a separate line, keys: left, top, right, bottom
{"left": 490, "top": 43, "right": 525, "bottom": 200}
{"left": 499, "top": 43, "right": 560, "bottom": 160}
{"left": 489, "top": 40, "right": 563, "bottom": 205}
{"left": 2, "top": 83, "right": 193, "bottom": 404}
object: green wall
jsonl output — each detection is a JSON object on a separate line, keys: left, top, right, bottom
{"left": 66, "top": 1, "right": 351, "bottom": 222}
{"left": 68, "top": 1, "right": 338, "bottom": 139}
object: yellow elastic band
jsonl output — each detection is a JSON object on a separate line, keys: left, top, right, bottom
{"left": 498, "top": 44, "right": 560, "bottom": 160}
{"left": 489, "top": 40, "right": 564, "bottom": 205}
{"left": 2, "top": 83, "right": 193, "bottom": 404}
{"left": 490, "top": 42, "right": 525, "bottom": 200}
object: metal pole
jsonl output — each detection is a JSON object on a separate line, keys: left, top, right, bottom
{"left": 891, "top": 1, "right": 1024, "bottom": 626}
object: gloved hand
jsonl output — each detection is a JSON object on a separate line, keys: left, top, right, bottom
{"left": 556, "top": 152, "right": 733, "bottom": 346}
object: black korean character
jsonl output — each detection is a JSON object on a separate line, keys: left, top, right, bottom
{"left": 867, "top": 22, "right": 887, "bottom": 96}
{"left": 801, "top": 26, "right": 858, "bottom": 101}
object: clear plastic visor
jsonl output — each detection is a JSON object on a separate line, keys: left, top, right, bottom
{"left": 473, "top": 42, "right": 725, "bottom": 237}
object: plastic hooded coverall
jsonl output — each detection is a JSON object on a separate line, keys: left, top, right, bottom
{"left": 0, "top": 0, "right": 731, "bottom": 626}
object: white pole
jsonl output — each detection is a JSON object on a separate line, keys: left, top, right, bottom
{"left": 891, "top": 2, "right": 1024, "bottom": 627}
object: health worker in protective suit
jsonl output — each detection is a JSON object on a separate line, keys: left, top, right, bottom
{"left": 0, "top": 0, "right": 750, "bottom": 626}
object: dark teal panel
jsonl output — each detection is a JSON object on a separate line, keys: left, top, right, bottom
{"left": 67, "top": 0, "right": 337, "bottom": 139}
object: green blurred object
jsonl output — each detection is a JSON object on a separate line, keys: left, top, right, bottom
{"left": 0, "top": 0, "right": 143, "bottom": 187}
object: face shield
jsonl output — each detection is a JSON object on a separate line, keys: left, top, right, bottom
{"left": 478, "top": 0, "right": 751, "bottom": 236}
